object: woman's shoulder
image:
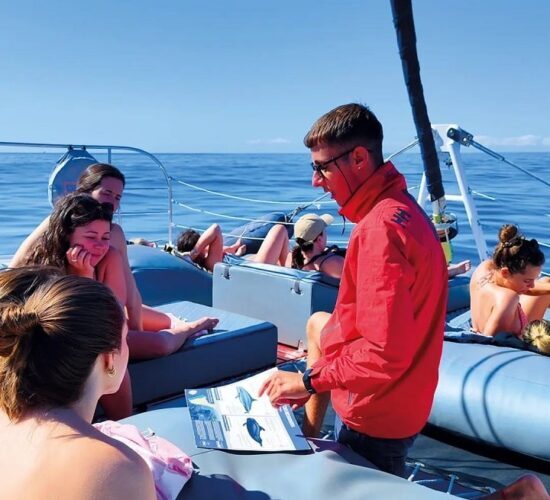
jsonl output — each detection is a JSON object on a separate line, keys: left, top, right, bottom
{"left": 64, "top": 430, "right": 155, "bottom": 498}
{"left": 110, "top": 223, "right": 127, "bottom": 250}
{"left": 0, "top": 419, "right": 155, "bottom": 500}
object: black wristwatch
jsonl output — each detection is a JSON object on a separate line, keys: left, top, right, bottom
{"left": 302, "top": 368, "right": 317, "bottom": 395}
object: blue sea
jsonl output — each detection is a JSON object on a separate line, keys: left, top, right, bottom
{"left": 1, "top": 151, "right": 549, "bottom": 273}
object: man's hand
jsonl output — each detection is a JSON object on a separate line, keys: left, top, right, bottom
{"left": 258, "top": 370, "right": 311, "bottom": 408}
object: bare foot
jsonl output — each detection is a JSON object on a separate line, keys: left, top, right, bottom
{"left": 448, "top": 259, "right": 471, "bottom": 278}
{"left": 235, "top": 243, "right": 247, "bottom": 256}
{"left": 483, "top": 474, "right": 550, "bottom": 499}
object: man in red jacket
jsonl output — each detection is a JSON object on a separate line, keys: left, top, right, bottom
{"left": 259, "top": 103, "right": 448, "bottom": 477}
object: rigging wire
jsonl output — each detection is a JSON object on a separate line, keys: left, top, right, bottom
{"left": 171, "top": 176, "right": 335, "bottom": 206}
{"left": 469, "top": 140, "right": 550, "bottom": 189}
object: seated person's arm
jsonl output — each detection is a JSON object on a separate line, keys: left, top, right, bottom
{"left": 319, "top": 255, "right": 344, "bottom": 279}
{"left": 110, "top": 224, "right": 143, "bottom": 330}
{"left": 482, "top": 294, "right": 519, "bottom": 336}
{"left": 96, "top": 247, "right": 128, "bottom": 308}
{"left": 523, "top": 279, "right": 550, "bottom": 296}
{"left": 9, "top": 216, "right": 50, "bottom": 267}
{"left": 195, "top": 223, "right": 224, "bottom": 271}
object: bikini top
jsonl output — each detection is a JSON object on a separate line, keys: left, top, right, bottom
{"left": 302, "top": 245, "right": 343, "bottom": 269}
{"left": 517, "top": 303, "right": 529, "bottom": 334}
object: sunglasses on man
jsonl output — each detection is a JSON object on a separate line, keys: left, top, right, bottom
{"left": 310, "top": 147, "right": 356, "bottom": 177}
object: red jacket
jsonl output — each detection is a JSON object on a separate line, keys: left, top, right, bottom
{"left": 310, "top": 162, "right": 447, "bottom": 438}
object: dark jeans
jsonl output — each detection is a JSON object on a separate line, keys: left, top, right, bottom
{"left": 334, "top": 415, "right": 417, "bottom": 478}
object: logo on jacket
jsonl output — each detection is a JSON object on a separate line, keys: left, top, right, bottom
{"left": 391, "top": 208, "right": 411, "bottom": 228}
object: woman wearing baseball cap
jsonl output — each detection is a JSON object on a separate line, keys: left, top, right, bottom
{"left": 289, "top": 213, "right": 344, "bottom": 279}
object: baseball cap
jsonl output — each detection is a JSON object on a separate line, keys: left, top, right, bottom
{"left": 294, "top": 213, "right": 334, "bottom": 242}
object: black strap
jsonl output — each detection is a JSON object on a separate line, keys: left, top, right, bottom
{"left": 303, "top": 245, "right": 340, "bottom": 268}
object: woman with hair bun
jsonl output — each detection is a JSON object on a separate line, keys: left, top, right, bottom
{"left": 0, "top": 268, "right": 155, "bottom": 499}
{"left": 470, "top": 224, "right": 550, "bottom": 337}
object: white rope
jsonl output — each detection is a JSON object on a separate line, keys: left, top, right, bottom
{"left": 173, "top": 199, "right": 351, "bottom": 226}
{"left": 171, "top": 176, "right": 335, "bottom": 205}
{"left": 174, "top": 201, "right": 295, "bottom": 225}
{"left": 472, "top": 190, "right": 497, "bottom": 201}
{"left": 173, "top": 223, "right": 273, "bottom": 242}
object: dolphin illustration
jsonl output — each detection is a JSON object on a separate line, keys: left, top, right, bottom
{"left": 236, "top": 386, "right": 256, "bottom": 413}
{"left": 244, "top": 418, "right": 265, "bottom": 446}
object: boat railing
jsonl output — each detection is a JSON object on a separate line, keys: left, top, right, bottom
{"left": 2, "top": 133, "right": 548, "bottom": 264}
{"left": 0, "top": 140, "right": 175, "bottom": 244}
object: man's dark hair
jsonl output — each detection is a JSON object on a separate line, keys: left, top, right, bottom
{"left": 304, "top": 103, "right": 384, "bottom": 165}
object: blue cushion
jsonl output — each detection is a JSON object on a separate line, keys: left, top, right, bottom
{"left": 446, "top": 276, "right": 470, "bottom": 313}
{"left": 123, "top": 407, "right": 447, "bottom": 499}
{"left": 430, "top": 341, "right": 550, "bottom": 461}
{"left": 129, "top": 245, "right": 212, "bottom": 306}
{"left": 128, "top": 302, "right": 277, "bottom": 406}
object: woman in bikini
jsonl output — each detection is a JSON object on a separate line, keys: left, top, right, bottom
{"left": 286, "top": 213, "right": 344, "bottom": 279}
{"left": 23, "top": 193, "right": 217, "bottom": 419}
{"left": 470, "top": 224, "right": 550, "bottom": 337}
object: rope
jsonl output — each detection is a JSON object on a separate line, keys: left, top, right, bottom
{"left": 171, "top": 176, "right": 335, "bottom": 205}
{"left": 174, "top": 201, "right": 294, "bottom": 225}
{"left": 173, "top": 223, "right": 277, "bottom": 242}
{"left": 471, "top": 190, "right": 497, "bottom": 201}
{"left": 173, "top": 199, "right": 351, "bottom": 226}
{"left": 385, "top": 138, "right": 419, "bottom": 162}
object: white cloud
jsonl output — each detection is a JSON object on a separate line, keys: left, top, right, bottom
{"left": 247, "top": 137, "right": 292, "bottom": 145}
{"left": 474, "top": 134, "right": 550, "bottom": 147}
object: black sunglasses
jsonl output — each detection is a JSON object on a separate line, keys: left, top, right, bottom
{"left": 310, "top": 147, "right": 356, "bottom": 177}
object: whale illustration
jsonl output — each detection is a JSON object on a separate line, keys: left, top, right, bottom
{"left": 236, "top": 386, "right": 256, "bottom": 413}
{"left": 244, "top": 418, "right": 265, "bottom": 446}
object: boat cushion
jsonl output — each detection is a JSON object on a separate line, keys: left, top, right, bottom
{"left": 122, "top": 407, "right": 447, "bottom": 499}
{"left": 214, "top": 259, "right": 470, "bottom": 348}
{"left": 213, "top": 257, "right": 339, "bottom": 347}
{"left": 129, "top": 245, "right": 212, "bottom": 306}
{"left": 128, "top": 302, "right": 277, "bottom": 406}
{"left": 429, "top": 340, "right": 550, "bottom": 461}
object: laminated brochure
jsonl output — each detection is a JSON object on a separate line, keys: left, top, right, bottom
{"left": 185, "top": 368, "right": 310, "bottom": 452}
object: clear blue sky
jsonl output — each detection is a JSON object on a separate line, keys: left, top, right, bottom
{"left": 1, "top": 1, "right": 549, "bottom": 153}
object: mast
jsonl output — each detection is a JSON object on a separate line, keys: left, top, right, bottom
{"left": 390, "top": 0, "right": 446, "bottom": 219}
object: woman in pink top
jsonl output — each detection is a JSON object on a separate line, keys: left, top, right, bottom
{"left": 470, "top": 224, "right": 550, "bottom": 337}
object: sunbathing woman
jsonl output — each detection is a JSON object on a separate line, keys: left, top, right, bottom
{"left": 23, "top": 193, "right": 218, "bottom": 418}
{"left": 286, "top": 213, "right": 344, "bottom": 279}
{"left": 287, "top": 212, "right": 466, "bottom": 280}
{"left": 0, "top": 268, "right": 156, "bottom": 499}
{"left": 470, "top": 224, "right": 550, "bottom": 337}
{"left": 176, "top": 222, "right": 290, "bottom": 271}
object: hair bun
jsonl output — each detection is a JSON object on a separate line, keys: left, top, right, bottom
{"left": 498, "top": 224, "right": 520, "bottom": 244}
{"left": 0, "top": 302, "right": 41, "bottom": 353}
